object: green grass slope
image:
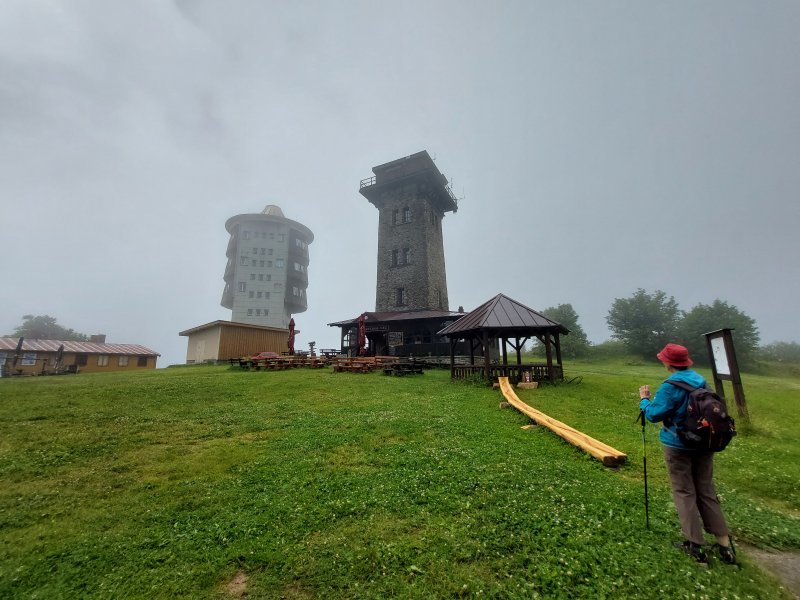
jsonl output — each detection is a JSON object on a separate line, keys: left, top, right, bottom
{"left": 1, "top": 362, "right": 798, "bottom": 599}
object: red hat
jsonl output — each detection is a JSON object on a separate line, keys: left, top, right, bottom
{"left": 657, "top": 343, "right": 693, "bottom": 367}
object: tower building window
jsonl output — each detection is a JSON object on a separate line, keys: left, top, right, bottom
{"left": 391, "top": 250, "right": 398, "bottom": 267}
{"left": 403, "top": 248, "right": 411, "bottom": 265}
{"left": 396, "top": 287, "right": 407, "bottom": 306}
{"left": 391, "top": 209, "right": 399, "bottom": 225}
{"left": 238, "top": 282, "right": 246, "bottom": 292}
{"left": 402, "top": 207, "right": 411, "bottom": 223}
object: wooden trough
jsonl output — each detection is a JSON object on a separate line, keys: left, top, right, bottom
{"left": 498, "top": 377, "right": 627, "bottom": 468}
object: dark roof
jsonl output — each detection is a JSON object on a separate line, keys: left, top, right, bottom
{"left": 0, "top": 338, "right": 159, "bottom": 356}
{"left": 437, "top": 294, "right": 569, "bottom": 336}
{"left": 328, "top": 309, "right": 465, "bottom": 328}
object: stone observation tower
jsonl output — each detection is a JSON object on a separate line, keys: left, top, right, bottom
{"left": 359, "top": 151, "right": 458, "bottom": 312}
{"left": 221, "top": 205, "right": 313, "bottom": 329}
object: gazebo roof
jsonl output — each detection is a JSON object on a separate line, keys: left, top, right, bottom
{"left": 437, "top": 294, "right": 569, "bottom": 336}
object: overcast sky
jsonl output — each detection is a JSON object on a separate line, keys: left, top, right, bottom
{"left": 1, "top": 1, "right": 798, "bottom": 366}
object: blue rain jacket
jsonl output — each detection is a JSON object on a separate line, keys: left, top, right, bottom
{"left": 639, "top": 369, "right": 707, "bottom": 450}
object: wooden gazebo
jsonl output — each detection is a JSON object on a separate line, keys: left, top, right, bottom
{"left": 437, "top": 294, "right": 569, "bottom": 383}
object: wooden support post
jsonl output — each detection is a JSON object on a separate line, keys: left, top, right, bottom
{"left": 449, "top": 338, "right": 456, "bottom": 379}
{"left": 483, "top": 330, "right": 491, "bottom": 382}
{"left": 544, "top": 334, "right": 555, "bottom": 382}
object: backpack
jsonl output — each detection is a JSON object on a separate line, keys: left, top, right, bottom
{"left": 665, "top": 380, "right": 736, "bottom": 452}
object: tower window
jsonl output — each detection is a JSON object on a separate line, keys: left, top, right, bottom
{"left": 396, "top": 287, "right": 407, "bottom": 306}
{"left": 391, "top": 209, "right": 399, "bottom": 225}
{"left": 240, "top": 256, "right": 249, "bottom": 265}
{"left": 391, "top": 249, "right": 398, "bottom": 267}
{"left": 238, "top": 282, "right": 246, "bottom": 292}
{"left": 243, "top": 231, "right": 250, "bottom": 239}
{"left": 403, "top": 207, "right": 411, "bottom": 223}
{"left": 403, "top": 248, "right": 411, "bottom": 265}
{"left": 276, "top": 259, "right": 285, "bottom": 268}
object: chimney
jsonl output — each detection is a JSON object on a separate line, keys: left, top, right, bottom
{"left": 89, "top": 334, "right": 107, "bottom": 344}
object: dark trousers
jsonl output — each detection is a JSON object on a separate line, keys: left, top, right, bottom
{"left": 663, "top": 446, "right": 729, "bottom": 545}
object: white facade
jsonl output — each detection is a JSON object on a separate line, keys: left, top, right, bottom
{"left": 221, "top": 205, "right": 313, "bottom": 329}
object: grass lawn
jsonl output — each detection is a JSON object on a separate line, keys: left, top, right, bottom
{"left": 1, "top": 360, "right": 798, "bottom": 599}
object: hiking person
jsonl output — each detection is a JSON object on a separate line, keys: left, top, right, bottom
{"left": 638, "top": 343, "right": 736, "bottom": 565}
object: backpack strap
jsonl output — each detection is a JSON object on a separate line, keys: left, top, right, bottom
{"left": 662, "top": 380, "right": 698, "bottom": 428}
{"left": 664, "top": 380, "right": 698, "bottom": 393}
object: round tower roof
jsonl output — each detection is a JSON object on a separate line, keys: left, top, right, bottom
{"left": 261, "top": 205, "right": 285, "bottom": 217}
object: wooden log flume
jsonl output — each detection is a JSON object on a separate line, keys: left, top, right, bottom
{"left": 498, "top": 377, "right": 627, "bottom": 468}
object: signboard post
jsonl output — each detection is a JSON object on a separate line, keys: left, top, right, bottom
{"left": 704, "top": 328, "right": 749, "bottom": 422}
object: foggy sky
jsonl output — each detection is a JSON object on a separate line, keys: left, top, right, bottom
{"left": 1, "top": 1, "right": 798, "bottom": 367}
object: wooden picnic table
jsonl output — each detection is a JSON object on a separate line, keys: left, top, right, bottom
{"left": 383, "top": 361, "right": 424, "bottom": 376}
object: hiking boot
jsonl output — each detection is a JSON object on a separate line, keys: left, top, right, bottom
{"left": 713, "top": 543, "right": 737, "bottom": 565}
{"left": 674, "top": 541, "right": 709, "bottom": 565}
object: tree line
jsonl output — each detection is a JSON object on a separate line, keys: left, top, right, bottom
{"left": 533, "top": 289, "right": 797, "bottom": 367}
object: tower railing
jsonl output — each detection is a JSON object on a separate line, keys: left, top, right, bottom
{"left": 360, "top": 173, "right": 458, "bottom": 208}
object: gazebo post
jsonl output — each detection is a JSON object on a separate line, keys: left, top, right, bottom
{"left": 544, "top": 333, "right": 555, "bottom": 382}
{"left": 469, "top": 337, "right": 476, "bottom": 366}
{"left": 449, "top": 338, "right": 456, "bottom": 379}
{"left": 554, "top": 333, "right": 563, "bottom": 373}
{"left": 501, "top": 337, "right": 508, "bottom": 365}
{"left": 515, "top": 337, "right": 522, "bottom": 365}
{"left": 483, "top": 330, "right": 491, "bottom": 382}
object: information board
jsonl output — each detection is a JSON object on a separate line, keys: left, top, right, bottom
{"left": 710, "top": 336, "right": 730, "bottom": 376}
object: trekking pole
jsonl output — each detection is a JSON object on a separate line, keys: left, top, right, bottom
{"left": 638, "top": 409, "right": 650, "bottom": 529}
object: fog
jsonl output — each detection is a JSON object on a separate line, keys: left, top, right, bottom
{"left": 1, "top": 1, "right": 798, "bottom": 366}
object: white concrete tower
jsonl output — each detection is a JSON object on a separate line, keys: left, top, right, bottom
{"left": 221, "top": 205, "right": 313, "bottom": 328}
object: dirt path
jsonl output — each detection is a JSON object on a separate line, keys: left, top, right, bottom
{"left": 742, "top": 544, "right": 800, "bottom": 599}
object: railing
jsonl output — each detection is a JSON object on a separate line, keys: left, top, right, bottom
{"left": 452, "top": 363, "right": 563, "bottom": 383}
{"left": 360, "top": 176, "right": 376, "bottom": 189}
